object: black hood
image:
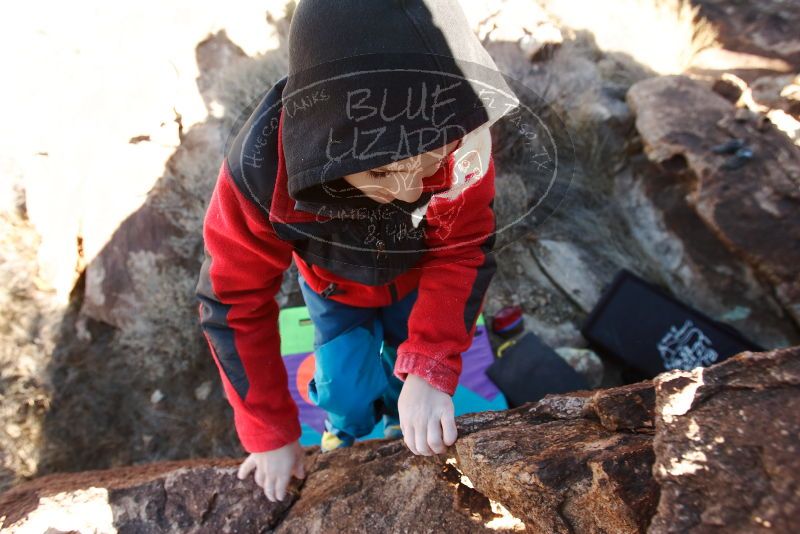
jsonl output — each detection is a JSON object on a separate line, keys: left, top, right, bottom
{"left": 281, "top": 0, "right": 519, "bottom": 212}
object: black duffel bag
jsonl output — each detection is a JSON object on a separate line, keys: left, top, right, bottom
{"left": 581, "top": 269, "right": 763, "bottom": 379}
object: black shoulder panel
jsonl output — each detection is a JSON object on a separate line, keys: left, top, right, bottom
{"left": 225, "top": 75, "right": 288, "bottom": 218}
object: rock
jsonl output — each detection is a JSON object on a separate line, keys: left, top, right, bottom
{"left": 3, "top": 347, "right": 799, "bottom": 533}
{"left": 589, "top": 381, "right": 655, "bottom": 432}
{"left": 711, "top": 77, "right": 743, "bottom": 104}
{"left": 149, "top": 390, "right": 164, "bottom": 405}
{"left": 520, "top": 23, "right": 563, "bottom": 62}
{"left": 693, "top": 0, "right": 800, "bottom": 71}
{"left": 522, "top": 314, "right": 585, "bottom": 349}
{"left": 0, "top": 384, "right": 660, "bottom": 533}
{"left": 72, "top": 23, "right": 292, "bottom": 334}
{"left": 193, "top": 381, "right": 212, "bottom": 401}
{"left": 489, "top": 242, "right": 587, "bottom": 349}
{"left": 623, "top": 75, "right": 800, "bottom": 345}
{"left": 527, "top": 390, "right": 595, "bottom": 421}
{"left": 483, "top": 28, "right": 652, "bottom": 352}
{"left": 79, "top": 121, "right": 223, "bottom": 332}
{"left": 0, "top": 457, "right": 306, "bottom": 533}
{"left": 613, "top": 162, "right": 797, "bottom": 349}
{"left": 194, "top": 30, "right": 250, "bottom": 118}
{"left": 3, "top": 2, "right": 292, "bottom": 303}
{"left": 533, "top": 239, "right": 603, "bottom": 313}
{"left": 750, "top": 74, "right": 800, "bottom": 118}
{"left": 649, "top": 346, "right": 800, "bottom": 533}
{"left": 555, "top": 347, "right": 605, "bottom": 388}
{"left": 687, "top": 48, "right": 794, "bottom": 82}
{"left": 275, "top": 440, "right": 498, "bottom": 533}
{"left": 76, "top": 32, "right": 294, "bottom": 381}
{"left": 703, "top": 73, "right": 800, "bottom": 144}
{"left": 453, "top": 417, "right": 656, "bottom": 534}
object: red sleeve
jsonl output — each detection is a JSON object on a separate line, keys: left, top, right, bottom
{"left": 393, "top": 141, "right": 498, "bottom": 396}
{"left": 195, "top": 158, "right": 300, "bottom": 452}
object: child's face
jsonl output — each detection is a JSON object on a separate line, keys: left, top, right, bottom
{"left": 341, "top": 139, "right": 460, "bottom": 204}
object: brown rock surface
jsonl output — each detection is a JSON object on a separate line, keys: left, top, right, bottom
{"left": 626, "top": 75, "right": 800, "bottom": 335}
{"left": 589, "top": 381, "right": 656, "bottom": 431}
{"left": 0, "top": 382, "right": 661, "bottom": 533}
{"left": 452, "top": 414, "right": 657, "bottom": 533}
{"left": 274, "top": 440, "right": 498, "bottom": 533}
{"left": 694, "top": 0, "right": 800, "bottom": 71}
{"left": 0, "top": 456, "right": 310, "bottom": 533}
{"left": 613, "top": 155, "right": 799, "bottom": 349}
{"left": 2, "top": 348, "right": 798, "bottom": 533}
{"left": 649, "top": 346, "right": 800, "bottom": 533}
{"left": 79, "top": 121, "right": 222, "bottom": 334}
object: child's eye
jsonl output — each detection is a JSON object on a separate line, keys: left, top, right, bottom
{"left": 369, "top": 171, "right": 389, "bottom": 179}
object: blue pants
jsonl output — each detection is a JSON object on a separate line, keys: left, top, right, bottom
{"left": 298, "top": 273, "right": 418, "bottom": 439}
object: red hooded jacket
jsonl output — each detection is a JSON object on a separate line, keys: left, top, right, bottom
{"left": 197, "top": 106, "right": 497, "bottom": 453}
{"left": 196, "top": 0, "right": 515, "bottom": 453}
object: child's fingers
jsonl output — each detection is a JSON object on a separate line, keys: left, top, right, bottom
{"left": 426, "top": 417, "right": 446, "bottom": 454}
{"left": 274, "top": 474, "right": 290, "bottom": 501}
{"left": 415, "top": 422, "right": 434, "bottom": 456}
{"left": 292, "top": 459, "right": 306, "bottom": 479}
{"left": 403, "top": 424, "right": 418, "bottom": 455}
{"left": 254, "top": 466, "right": 266, "bottom": 489}
{"left": 238, "top": 455, "right": 256, "bottom": 480}
{"left": 263, "top": 473, "right": 276, "bottom": 501}
{"left": 441, "top": 412, "right": 458, "bottom": 446}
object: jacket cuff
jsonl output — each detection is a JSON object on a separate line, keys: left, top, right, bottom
{"left": 236, "top": 417, "right": 302, "bottom": 453}
{"left": 394, "top": 352, "right": 459, "bottom": 396}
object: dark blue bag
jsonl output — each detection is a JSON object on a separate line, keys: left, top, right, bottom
{"left": 581, "top": 269, "right": 763, "bottom": 379}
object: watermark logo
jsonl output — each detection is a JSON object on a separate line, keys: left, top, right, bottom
{"left": 229, "top": 54, "right": 575, "bottom": 263}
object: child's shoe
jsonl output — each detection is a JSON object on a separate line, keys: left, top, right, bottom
{"left": 320, "top": 430, "right": 354, "bottom": 452}
{"left": 382, "top": 414, "right": 403, "bottom": 440}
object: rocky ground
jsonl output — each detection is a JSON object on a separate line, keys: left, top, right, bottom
{"left": 2, "top": 347, "right": 797, "bottom": 532}
{"left": 1, "top": 0, "right": 799, "bottom": 527}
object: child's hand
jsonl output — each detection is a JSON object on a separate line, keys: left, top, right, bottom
{"left": 237, "top": 439, "right": 306, "bottom": 502}
{"left": 398, "top": 373, "right": 458, "bottom": 456}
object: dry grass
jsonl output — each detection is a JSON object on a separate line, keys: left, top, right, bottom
{"left": 0, "top": 204, "right": 61, "bottom": 493}
{"left": 542, "top": 0, "right": 719, "bottom": 74}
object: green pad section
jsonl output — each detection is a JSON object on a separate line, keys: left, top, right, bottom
{"left": 279, "top": 306, "right": 315, "bottom": 355}
{"left": 279, "top": 305, "right": 485, "bottom": 356}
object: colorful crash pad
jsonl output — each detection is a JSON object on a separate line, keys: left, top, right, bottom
{"left": 278, "top": 306, "right": 508, "bottom": 446}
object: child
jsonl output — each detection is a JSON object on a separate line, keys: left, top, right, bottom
{"left": 195, "top": 0, "right": 518, "bottom": 502}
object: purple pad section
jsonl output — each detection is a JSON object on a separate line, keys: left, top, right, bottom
{"left": 283, "top": 325, "right": 500, "bottom": 434}
{"left": 282, "top": 352, "right": 328, "bottom": 434}
{"left": 459, "top": 326, "right": 503, "bottom": 400}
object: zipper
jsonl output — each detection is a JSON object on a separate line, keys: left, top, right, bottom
{"left": 320, "top": 282, "right": 339, "bottom": 299}
{"left": 375, "top": 239, "right": 387, "bottom": 263}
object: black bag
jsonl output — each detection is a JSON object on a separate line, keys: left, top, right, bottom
{"left": 486, "top": 331, "right": 589, "bottom": 408}
{"left": 581, "top": 269, "right": 763, "bottom": 379}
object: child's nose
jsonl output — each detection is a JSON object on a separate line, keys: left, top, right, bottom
{"left": 394, "top": 187, "right": 423, "bottom": 203}
{"left": 394, "top": 176, "right": 424, "bottom": 203}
